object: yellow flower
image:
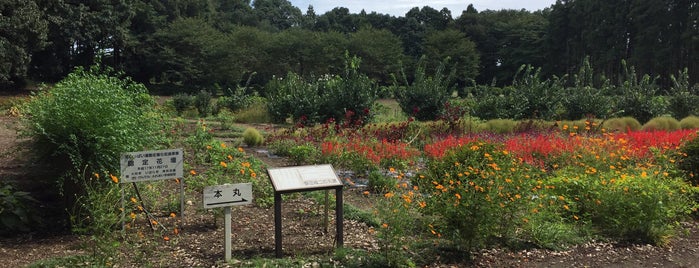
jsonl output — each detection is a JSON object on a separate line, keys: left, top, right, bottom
{"left": 418, "top": 201, "right": 426, "bottom": 208}
{"left": 129, "top": 212, "right": 136, "bottom": 219}
{"left": 389, "top": 167, "right": 396, "bottom": 173}
{"left": 238, "top": 147, "right": 244, "bottom": 152}
{"left": 227, "top": 155, "right": 233, "bottom": 160}
{"left": 130, "top": 197, "right": 137, "bottom": 203}
{"left": 110, "top": 174, "right": 119, "bottom": 183}
{"left": 455, "top": 193, "right": 461, "bottom": 200}
{"left": 563, "top": 204, "right": 570, "bottom": 210}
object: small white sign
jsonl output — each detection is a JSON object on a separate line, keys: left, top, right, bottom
{"left": 120, "top": 148, "right": 183, "bottom": 183}
{"left": 267, "top": 164, "right": 342, "bottom": 192}
{"left": 203, "top": 183, "right": 253, "bottom": 208}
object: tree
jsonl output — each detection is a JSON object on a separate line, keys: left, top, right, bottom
{"left": 348, "top": 27, "right": 405, "bottom": 84}
{"left": 423, "top": 29, "right": 480, "bottom": 87}
{"left": 0, "top": 0, "right": 47, "bottom": 89}
{"left": 252, "top": 0, "right": 303, "bottom": 30}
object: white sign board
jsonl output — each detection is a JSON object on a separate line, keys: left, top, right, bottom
{"left": 120, "top": 148, "right": 183, "bottom": 183}
{"left": 203, "top": 183, "right": 253, "bottom": 208}
{"left": 267, "top": 164, "right": 342, "bottom": 192}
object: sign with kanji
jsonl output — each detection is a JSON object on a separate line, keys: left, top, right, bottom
{"left": 203, "top": 183, "right": 253, "bottom": 209}
{"left": 120, "top": 148, "right": 183, "bottom": 183}
{"left": 267, "top": 164, "right": 342, "bottom": 192}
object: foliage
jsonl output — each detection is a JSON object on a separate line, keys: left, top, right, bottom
{"left": 288, "top": 144, "right": 320, "bottom": 165}
{"left": 510, "top": 65, "right": 563, "bottom": 120}
{"left": 395, "top": 57, "right": 454, "bottom": 121}
{"left": 0, "top": 0, "right": 47, "bottom": 89}
{"left": 266, "top": 54, "right": 377, "bottom": 126}
{"left": 543, "top": 169, "right": 696, "bottom": 244}
{"left": 680, "top": 116, "right": 699, "bottom": 130}
{"left": 20, "top": 66, "right": 161, "bottom": 231}
{"left": 0, "top": 182, "right": 40, "bottom": 235}
{"left": 194, "top": 90, "right": 213, "bottom": 117}
{"left": 416, "top": 141, "right": 540, "bottom": 252}
{"left": 172, "top": 93, "right": 194, "bottom": 116}
{"left": 242, "top": 127, "right": 264, "bottom": 147}
{"left": 667, "top": 68, "right": 699, "bottom": 119}
{"left": 484, "top": 119, "right": 518, "bottom": 134}
{"left": 561, "top": 57, "right": 613, "bottom": 120}
{"left": 642, "top": 117, "right": 681, "bottom": 131}
{"left": 602, "top": 117, "right": 642, "bottom": 132}
{"left": 677, "top": 135, "right": 699, "bottom": 185}
{"left": 614, "top": 61, "right": 667, "bottom": 123}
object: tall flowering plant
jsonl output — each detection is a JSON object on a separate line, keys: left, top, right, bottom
{"left": 415, "top": 141, "right": 541, "bottom": 250}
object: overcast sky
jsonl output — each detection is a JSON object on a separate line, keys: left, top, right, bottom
{"left": 289, "top": 0, "right": 557, "bottom": 17}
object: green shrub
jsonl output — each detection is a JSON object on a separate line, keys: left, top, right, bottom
{"left": 614, "top": 61, "right": 667, "bottom": 123}
{"left": 288, "top": 144, "right": 320, "bottom": 165}
{"left": 602, "top": 117, "right": 642, "bottom": 132}
{"left": 678, "top": 135, "right": 699, "bottom": 185}
{"left": 511, "top": 65, "right": 564, "bottom": 120}
{"left": 266, "top": 72, "right": 321, "bottom": 124}
{"left": 266, "top": 54, "right": 377, "bottom": 126}
{"left": 194, "top": 90, "right": 212, "bottom": 117}
{"left": 21, "top": 66, "right": 161, "bottom": 232}
{"left": 415, "top": 141, "right": 538, "bottom": 252}
{"left": 561, "top": 57, "right": 613, "bottom": 120}
{"left": 0, "top": 182, "right": 40, "bottom": 235}
{"left": 233, "top": 97, "right": 272, "bottom": 123}
{"left": 396, "top": 57, "right": 452, "bottom": 121}
{"left": 667, "top": 69, "right": 699, "bottom": 119}
{"left": 544, "top": 169, "right": 696, "bottom": 244}
{"left": 172, "top": 93, "right": 194, "bottom": 116}
{"left": 367, "top": 170, "right": 395, "bottom": 194}
{"left": 641, "top": 116, "right": 681, "bottom": 131}
{"left": 242, "top": 127, "right": 264, "bottom": 146}
{"left": 484, "top": 119, "right": 517, "bottom": 134}
{"left": 679, "top": 116, "right": 699, "bottom": 129}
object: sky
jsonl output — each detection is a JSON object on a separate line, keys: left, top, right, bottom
{"left": 288, "top": 0, "right": 558, "bottom": 17}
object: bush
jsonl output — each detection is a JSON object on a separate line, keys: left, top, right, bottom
{"left": 242, "top": 127, "right": 264, "bottom": 146}
{"left": 172, "top": 93, "right": 194, "bottom": 116}
{"left": 288, "top": 144, "right": 320, "bottom": 165}
{"left": 602, "top": 117, "right": 642, "bottom": 132}
{"left": 0, "top": 182, "right": 40, "bottom": 235}
{"left": 194, "top": 90, "right": 212, "bottom": 117}
{"left": 21, "top": 66, "right": 161, "bottom": 232}
{"left": 678, "top": 135, "right": 699, "bottom": 185}
{"left": 266, "top": 54, "right": 377, "bottom": 126}
{"left": 396, "top": 57, "right": 453, "bottom": 121}
{"left": 484, "top": 119, "right": 517, "bottom": 134}
{"left": 543, "top": 169, "right": 696, "bottom": 244}
{"left": 642, "top": 116, "right": 681, "bottom": 131}
{"left": 679, "top": 116, "right": 699, "bottom": 129}
{"left": 415, "top": 141, "right": 538, "bottom": 251}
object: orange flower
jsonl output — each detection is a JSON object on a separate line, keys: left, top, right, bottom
{"left": 454, "top": 193, "right": 461, "bottom": 200}
{"left": 170, "top": 212, "right": 176, "bottom": 218}
{"left": 384, "top": 192, "right": 394, "bottom": 198}
{"left": 220, "top": 142, "right": 227, "bottom": 149}
{"left": 381, "top": 223, "right": 388, "bottom": 228}
{"left": 110, "top": 174, "right": 119, "bottom": 183}
{"left": 220, "top": 161, "right": 228, "bottom": 168}
{"left": 173, "top": 228, "right": 180, "bottom": 235}
{"left": 163, "top": 236, "right": 170, "bottom": 241}
{"left": 238, "top": 147, "right": 244, "bottom": 152}
{"left": 227, "top": 155, "right": 233, "bottom": 160}
{"left": 190, "top": 170, "right": 197, "bottom": 175}
{"left": 94, "top": 173, "right": 100, "bottom": 179}
{"left": 362, "top": 191, "right": 370, "bottom": 196}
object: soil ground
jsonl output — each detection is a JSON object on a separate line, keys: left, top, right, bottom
{"left": 1, "top": 114, "right": 699, "bottom": 267}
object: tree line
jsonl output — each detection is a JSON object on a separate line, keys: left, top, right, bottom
{"left": 1, "top": 0, "right": 696, "bottom": 93}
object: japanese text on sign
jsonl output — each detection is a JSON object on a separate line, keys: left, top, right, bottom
{"left": 120, "top": 148, "right": 183, "bottom": 183}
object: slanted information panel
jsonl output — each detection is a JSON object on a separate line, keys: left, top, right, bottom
{"left": 267, "top": 164, "right": 342, "bottom": 192}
